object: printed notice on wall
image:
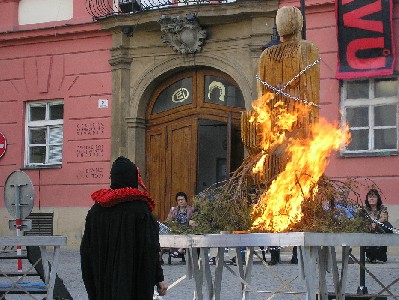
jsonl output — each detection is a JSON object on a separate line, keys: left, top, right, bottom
{"left": 98, "top": 99, "right": 108, "bottom": 108}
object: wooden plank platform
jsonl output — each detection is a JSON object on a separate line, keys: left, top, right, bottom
{"left": 0, "top": 236, "right": 67, "bottom": 299}
{"left": 0, "top": 236, "right": 66, "bottom": 247}
{"left": 160, "top": 232, "right": 399, "bottom": 248}
{"left": 0, "top": 272, "right": 38, "bottom": 277}
{"left": 317, "top": 293, "right": 387, "bottom": 300}
{"left": 0, "top": 282, "right": 47, "bottom": 295}
{"left": 0, "top": 255, "right": 27, "bottom": 260}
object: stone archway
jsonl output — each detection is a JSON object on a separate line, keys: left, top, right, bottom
{"left": 145, "top": 68, "right": 245, "bottom": 220}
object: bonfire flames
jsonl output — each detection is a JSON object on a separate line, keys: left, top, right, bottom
{"left": 249, "top": 93, "right": 350, "bottom": 232}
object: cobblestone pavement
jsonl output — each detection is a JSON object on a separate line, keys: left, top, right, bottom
{"left": 2, "top": 247, "right": 399, "bottom": 299}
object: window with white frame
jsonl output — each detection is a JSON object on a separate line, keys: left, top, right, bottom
{"left": 341, "top": 78, "right": 398, "bottom": 156}
{"left": 19, "top": 0, "right": 73, "bottom": 25}
{"left": 25, "top": 101, "right": 64, "bottom": 166}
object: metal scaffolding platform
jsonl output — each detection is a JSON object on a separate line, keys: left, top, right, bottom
{"left": 160, "top": 232, "right": 399, "bottom": 300}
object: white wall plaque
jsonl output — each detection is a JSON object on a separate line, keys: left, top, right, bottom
{"left": 98, "top": 99, "right": 109, "bottom": 108}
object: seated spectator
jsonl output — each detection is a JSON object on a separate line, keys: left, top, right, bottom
{"left": 363, "top": 189, "right": 393, "bottom": 263}
{"left": 166, "top": 191, "right": 196, "bottom": 258}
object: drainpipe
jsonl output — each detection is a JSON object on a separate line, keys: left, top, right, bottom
{"left": 300, "top": 0, "right": 306, "bottom": 40}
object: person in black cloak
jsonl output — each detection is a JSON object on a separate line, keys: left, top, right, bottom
{"left": 80, "top": 156, "right": 168, "bottom": 299}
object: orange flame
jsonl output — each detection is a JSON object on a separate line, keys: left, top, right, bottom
{"left": 250, "top": 92, "right": 300, "bottom": 154}
{"left": 250, "top": 94, "right": 350, "bottom": 232}
{"left": 252, "top": 154, "right": 267, "bottom": 174}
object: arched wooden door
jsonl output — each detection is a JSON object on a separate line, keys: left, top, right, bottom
{"left": 146, "top": 69, "right": 245, "bottom": 221}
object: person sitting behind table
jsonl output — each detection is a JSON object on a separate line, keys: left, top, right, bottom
{"left": 166, "top": 191, "right": 196, "bottom": 257}
{"left": 363, "top": 189, "right": 393, "bottom": 263}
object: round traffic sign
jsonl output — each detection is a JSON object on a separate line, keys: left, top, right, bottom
{"left": 4, "top": 171, "right": 34, "bottom": 219}
{"left": 0, "top": 131, "right": 6, "bottom": 158}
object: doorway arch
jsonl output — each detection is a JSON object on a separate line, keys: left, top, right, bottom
{"left": 146, "top": 68, "right": 245, "bottom": 221}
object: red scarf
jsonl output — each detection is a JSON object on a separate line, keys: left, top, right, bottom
{"left": 91, "top": 187, "right": 155, "bottom": 212}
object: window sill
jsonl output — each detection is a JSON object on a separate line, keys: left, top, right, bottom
{"left": 339, "top": 151, "right": 398, "bottom": 158}
{"left": 22, "top": 165, "right": 62, "bottom": 170}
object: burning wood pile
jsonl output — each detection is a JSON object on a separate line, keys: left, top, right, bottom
{"left": 241, "top": 92, "right": 356, "bottom": 233}
{"left": 189, "top": 104, "right": 368, "bottom": 234}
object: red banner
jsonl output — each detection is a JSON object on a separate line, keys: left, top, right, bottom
{"left": 336, "top": 0, "right": 395, "bottom": 79}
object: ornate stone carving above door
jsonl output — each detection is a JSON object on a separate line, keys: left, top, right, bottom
{"left": 158, "top": 14, "right": 207, "bottom": 54}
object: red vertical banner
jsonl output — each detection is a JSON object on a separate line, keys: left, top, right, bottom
{"left": 336, "top": 0, "right": 395, "bottom": 79}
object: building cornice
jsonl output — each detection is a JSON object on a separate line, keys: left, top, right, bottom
{"left": 0, "top": 22, "right": 106, "bottom": 43}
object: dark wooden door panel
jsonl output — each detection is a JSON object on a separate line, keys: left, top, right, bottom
{"left": 146, "top": 126, "right": 166, "bottom": 220}
{"left": 166, "top": 119, "right": 197, "bottom": 216}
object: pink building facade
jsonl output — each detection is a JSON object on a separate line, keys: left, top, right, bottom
{"left": 0, "top": 0, "right": 398, "bottom": 245}
{"left": 0, "top": 0, "right": 113, "bottom": 245}
{"left": 298, "top": 0, "right": 399, "bottom": 211}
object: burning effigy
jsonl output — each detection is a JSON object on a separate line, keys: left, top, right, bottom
{"left": 184, "top": 6, "right": 370, "bottom": 235}
{"left": 242, "top": 6, "right": 357, "bottom": 233}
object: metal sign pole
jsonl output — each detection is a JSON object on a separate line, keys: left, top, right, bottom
{"left": 12, "top": 183, "right": 24, "bottom": 275}
{"left": 5, "top": 171, "right": 35, "bottom": 277}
